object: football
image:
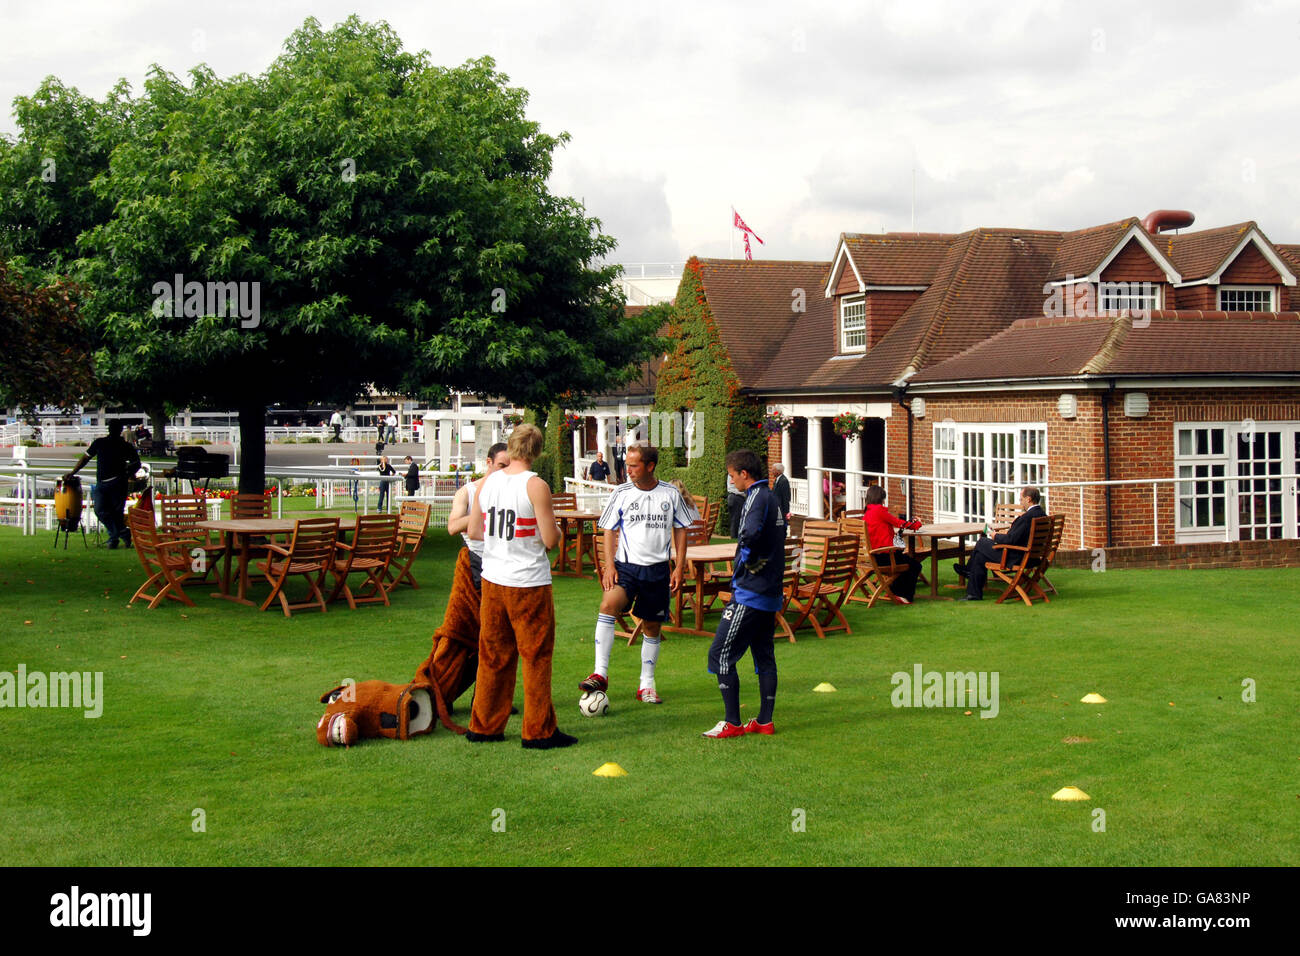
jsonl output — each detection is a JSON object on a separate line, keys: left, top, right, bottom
{"left": 579, "top": 690, "right": 610, "bottom": 717}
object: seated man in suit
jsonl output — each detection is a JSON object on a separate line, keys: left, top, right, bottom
{"left": 954, "top": 486, "right": 1046, "bottom": 601}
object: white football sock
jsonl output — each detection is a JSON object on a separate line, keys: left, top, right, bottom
{"left": 594, "top": 614, "right": 615, "bottom": 677}
{"left": 640, "top": 634, "right": 661, "bottom": 689}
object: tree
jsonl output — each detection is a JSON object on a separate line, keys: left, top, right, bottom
{"left": 6, "top": 17, "right": 659, "bottom": 488}
{"left": 0, "top": 261, "right": 98, "bottom": 413}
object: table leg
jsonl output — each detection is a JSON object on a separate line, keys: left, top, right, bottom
{"left": 237, "top": 533, "right": 252, "bottom": 603}
{"left": 930, "top": 543, "right": 939, "bottom": 598}
{"left": 217, "top": 533, "right": 234, "bottom": 598}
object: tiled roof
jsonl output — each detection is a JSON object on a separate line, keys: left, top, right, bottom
{"left": 696, "top": 259, "right": 832, "bottom": 386}
{"left": 1047, "top": 218, "right": 1139, "bottom": 279}
{"left": 1160, "top": 223, "right": 1255, "bottom": 281}
{"left": 688, "top": 217, "right": 1300, "bottom": 396}
{"left": 839, "top": 233, "right": 954, "bottom": 287}
{"left": 910, "top": 311, "right": 1300, "bottom": 383}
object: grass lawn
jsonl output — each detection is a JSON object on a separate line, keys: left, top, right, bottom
{"left": 1, "top": 520, "right": 1296, "bottom": 867}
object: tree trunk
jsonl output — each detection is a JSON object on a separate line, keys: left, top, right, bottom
{"left": 238, "top": 401, "right": 266, "bottom": 494}
{"left": 148, "top": 407, "right": 168, "bottom": 452}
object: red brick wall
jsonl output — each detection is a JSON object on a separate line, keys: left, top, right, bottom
{"left": 1101, "top": 237, "right": 1166, "bottom": 282}
{"left": 1055, "top": 538, "right": 1300, "bottom": 570}
{"left": 1221, "top": 243, "right": 1281, "bottom": 284}
{"left": 894, "top": 386, "right": 1300, "bottom": 551}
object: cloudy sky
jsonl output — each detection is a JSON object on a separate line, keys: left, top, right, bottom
{"left": 3, "top": 0, "right": 1299, "bottom": 264}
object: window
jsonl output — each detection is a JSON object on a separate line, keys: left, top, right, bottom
{"left": 933, "top": 423, "right": 1048, "bottom": 523}
{"left": 840, "top": 296, "right": 865, "bottom": 352}
{"left": 1099, "top": 281, "right": 1160, "bottom": 315}
{"left": 1175, "top": 426, "right": 1227, "bottom": 540}
{"left": 1218, "top": 286, "right": 1274, "bottom": 312}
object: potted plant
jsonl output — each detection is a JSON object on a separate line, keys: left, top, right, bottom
{"left": 832, "top": 412, "right": 866, "bottom": 440}
{"left": 759, "top": 411, "right": 793, "bottom": 437}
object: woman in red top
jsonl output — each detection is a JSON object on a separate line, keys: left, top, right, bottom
{"left": 863, "top": 485, "right": 922, "bottom": 604}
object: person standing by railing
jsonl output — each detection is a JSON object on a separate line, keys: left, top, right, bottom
{"left": 63, "top": 420, "right": 140, "bottom": 550}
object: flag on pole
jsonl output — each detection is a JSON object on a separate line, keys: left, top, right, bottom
{"left": 732, "top": 209, "right": 764, "bottom": 261}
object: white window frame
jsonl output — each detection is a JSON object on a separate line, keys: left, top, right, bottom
{"left": 933, "top": 422, "right": 1048, "bottom": 524}
{"left": 840, "top": 295, "right": 866, "bottom": 353}
{"left": 1217, "top": 285, "right": 1274, "bottom": 312}
{"left": 1174, "top": 421, "right": 1300, "bottom": 543}
{"left": 1099, "top": 281, "right": 1161, "bottom": 315}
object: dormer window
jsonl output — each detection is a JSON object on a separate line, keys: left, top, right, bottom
{"left": 1218, "top": 285, "right": 1274, "bottom": 312}
{"left": 841, "top": 295, "right": 866, "bottom": 352}
{"left": 1099, "top": 281, "right": 1161, "bottom": 314}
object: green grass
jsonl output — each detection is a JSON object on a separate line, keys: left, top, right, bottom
{"left": 1, "top": 523, "right": 1297, "bottom": 866}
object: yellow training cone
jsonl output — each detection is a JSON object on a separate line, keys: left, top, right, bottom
{"left": 1080, "top": 693, "right": 1107, "bottom": 704}
{"left": 592, "top": 762, "right": 628, "bottom": 777}
{"left": 1051, "top": 786, "right": 1091, "bottom": 801}
{"left": 813, "top": 682, "right": 837, "bottom": 693}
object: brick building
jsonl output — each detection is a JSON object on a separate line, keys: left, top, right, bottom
{"left": 643, "top": 213, "right": 1300, "bottom": 556}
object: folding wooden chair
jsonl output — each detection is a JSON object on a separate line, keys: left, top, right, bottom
{"left": 127, "top": 506, "right": 199, "bottom": 609}
{"left": 329, "top": 514, "right": 399, "bottom": 609}
{"left": 158, "top": 494, "right": 224, "bottom": 583}
{"left": 257, "top": 517, "right": 340, "bottom": 617}
{"left": 384, "top": 500, "right": 431, "bottom": 593}
{"left": 784, "top": 533, "right": 859, "bottom": 639}
{"left": 774, "top": 539, "right": 804, "bottom": 642}
{"left": 692, "top": 495, "right": 721, "bottom": 537}
{"left": 591, "top": 529, "right": 646, "bottom": 646}
{"left": 989, "top": 515, "right": 1062, "bottom": 606}
{"left": 552, "top": 492, "right": 577, "bottom": 510}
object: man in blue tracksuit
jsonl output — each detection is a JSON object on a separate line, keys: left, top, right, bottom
{"left": 703, "top": 449, "right": 786, "bottom": 738}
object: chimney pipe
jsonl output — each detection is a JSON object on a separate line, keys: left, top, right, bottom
{"left": 1141, "top": 209, "right": 1195, "bottom": 234}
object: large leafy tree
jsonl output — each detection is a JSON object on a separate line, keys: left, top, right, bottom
{"left": 0, "top": 261, "right": 98, "bottom": 412}
{"left": 5, "top": 16, "right": 656, "bottom": 488}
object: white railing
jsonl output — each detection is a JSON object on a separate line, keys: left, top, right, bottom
{"left": 785, "top": 465, "right": 1300, "bottom": 549}
{"left": 564, "top": 477, "right": 616, "bottom": 513}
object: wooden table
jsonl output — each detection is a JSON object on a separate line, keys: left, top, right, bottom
{"left": 903, "top": 522, "right": 987, "bottom": 599}
{"left": 198, "top": 516, "right": 358, "bottom": 606}
{"left": 552, "top": 509, "right": 601, "bottom": 578}
{"left": 664, "top": 543, "right": 737, "bottom": 637}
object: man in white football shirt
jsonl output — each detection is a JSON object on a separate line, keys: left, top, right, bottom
{"left": 580, "top": 444, "right": 698, "bottom": 704}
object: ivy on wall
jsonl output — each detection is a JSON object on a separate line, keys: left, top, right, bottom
{"left": 652, "top": 257, "right": 764, "bottom": 526}
{"left": 539, "top": 402, "right": 573, "bottom": 492}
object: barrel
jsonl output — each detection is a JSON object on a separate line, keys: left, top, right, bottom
{"left": 55, "top": 476, "right": 83, "bottom": 531}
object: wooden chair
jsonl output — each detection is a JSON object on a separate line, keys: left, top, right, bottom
{"left": 158, "top": 494, "right": 224, "bottom": 582}
{"left": 774, "top": 539, "right": 804, "bottom": 642}
{"left": 257, "top": 517, "right": 340, "bottom": 617}
{"left": 988, "top": 515, "right": 1064, "bottom": 606}
{"left": 384, "top": 501, "right": 431, "bottom": 593}
{"left": 692, "top": 495, "right": 721, "bottom": 537}
{"left": 784, "top": 533, "right": 859, "bottom": 639}
{"left": 127, "top": 505, "right": 198, "bottom": 609}
{"left": 802, "top": 519, "right": 840, "bottom": 539}
{"left": 329, "top": 514, "right": 399, "bottom": 609}
{"left": 552, "top": 492, "right": 577, "bottom": 510}
{"left": 992, "top": 504, "right": 1057, "bottom": 593}
{"left": 591, "top": 528, "right": 646, "bottom": 646}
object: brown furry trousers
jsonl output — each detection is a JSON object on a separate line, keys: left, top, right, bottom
{"left": 412, "top": 548, "right": 483, "bottom": 725}
{"left": 469, "top": 579, "right": 558, "bottom": 742}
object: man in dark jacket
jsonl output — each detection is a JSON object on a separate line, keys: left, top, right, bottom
{"left": 704, "top": 449, "right": 786, "bottom": 738}
{"left": 64, "top": 420, "right": 141, "bottom": 549}
{"left": 955, "top": 487, "right": 1047, "bottom": 601}
{"left": 403, "top": 456, "right": 420, "bottom": 496}
{"left": 770, "top": 463, "right": 792, "bottom": 530}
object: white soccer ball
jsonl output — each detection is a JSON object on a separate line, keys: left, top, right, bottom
{"left": 579, "top": 690, "right": 610, "bottom": 717}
